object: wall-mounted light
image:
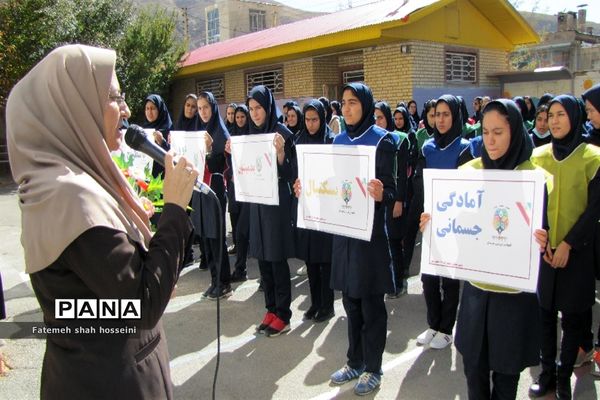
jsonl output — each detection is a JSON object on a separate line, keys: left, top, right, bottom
{"left": 400, "top": 44, "right": 411, "bottom": 54}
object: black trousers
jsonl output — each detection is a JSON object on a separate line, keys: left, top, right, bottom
{"left": 204, "top": 237, "right": 231, "bottom": 285}
{"left": 229, "top": 210, "right": 239, "bottom": 247}
{"left": 403, "top": 191, "right": 423, "bottom": 271}
{"left": 343, "top": 293, "right": 387, "bottom": 373}
{"left": 462, "top": 320, "right": 520, "bottom": 400}
{"left": 233, "top": 205, "right": 249, "bottom": 274}
{"left": 258, "top": 260, "right": 292, "bottom": 323}
{"left": 580, "top": 307, "right": 594, "bottom": 351}
{"left": 540, "top": 306, "right": 590, "bottom": 379}
{"left": 389, "top": 238, "right": 406, "bottom": 290}
{"left": 422, "top": 274, "right": 460, "bottom": 335}
{"left": 306, "top": 262, "right": 333, "bottom": 311}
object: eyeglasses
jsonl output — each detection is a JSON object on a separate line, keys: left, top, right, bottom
{"left": 109, "top": 92, "right": 126, "bottom": 105}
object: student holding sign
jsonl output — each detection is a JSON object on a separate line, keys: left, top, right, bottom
{"left": 420, "top": 99, "right": 547, "bottom": 399}
{"left": 245, "top": 85, "right": 296, "bottom": 337}
{"left": 295, "top": 83, "right": 397, "bottom": 395}
{"left": 529, "top": 95, "right": 600, "bottom": 400}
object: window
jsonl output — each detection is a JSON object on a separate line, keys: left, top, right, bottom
{"left": 246, "top": 69, "right": 283, "bottom": 94}
{"left": 342, "top": 69, "right": 365, "bottom": 84}
{"left": 207, "top": 9, "right": 220, "bottom": 44}
{"left": 445, "top": 51, "right": 477, "bottom": 83}
{"left": 196, "top": 78, "right": 225, "bottom": 100}
{"left": 249, "top": 9, "right": 266, "bottom": 32}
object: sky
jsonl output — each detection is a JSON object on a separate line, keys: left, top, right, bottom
{"left": 279, "top": 0, "right": 600, "bottom": 24}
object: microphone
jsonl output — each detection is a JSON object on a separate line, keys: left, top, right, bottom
{"left": 124, "top": 124, "right": 212, "bottom": 195}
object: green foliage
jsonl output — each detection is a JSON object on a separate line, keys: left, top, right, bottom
{"left": 0, "top": 0, "right": 184, "bottom": 116}
{"left": 116, "top": 6, "right": 186, "bottom": 121}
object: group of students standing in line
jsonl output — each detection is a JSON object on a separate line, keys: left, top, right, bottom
{"left": 137, "top": 81, "right": 600, "bottom": 399}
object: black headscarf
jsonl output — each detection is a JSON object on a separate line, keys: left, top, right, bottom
{"left": 512, "top": 96, "right": 529, "bottom": 123}
{"left": 174, "top": 93, "right": 199, "bottom": 131}
{"left": 393, "top": 106, "right": 412, "bottom": 133}
{"left": 231, "top": 104, "right": 249, "bottom": 136}
{"left": 548, "top": 94, "right": 585, "bottom": 161}
{"left": 247, "top": 85, "right": 283, "bottom": 134}
{"left": 287, "top": 105, "right": 304, "bottom": 135}
{"left": 225, "top": 103, "right": 237, "bottom": 132}
{"left": 143, "top": 94, "right": 173, "bottom": 131}
{"left": 422, "top": 99, "right": 436, "bottom": 135}
{"left": 374, "top": 101, "right": 394, "bottom": 132}
{"left": 296, "top": 99, "right": 332, "bottom": 144}
{"left": 481, "top": 99, "right": 533, "bottom": 170}
{"left": 433, "top": 94, "right": 463, "bottom": 148}
{"left": 524, "top": 96, "right": 536, "bottom": 122}
{"left": 342, "top": 83, "right": 375, "bottom": 138}
{"left": 581, "top": 84, "right": 600, "bottom": 145}
{"left": 537, "top": 93, "right": 554, "bottom": 108}
{"left": 318, "top": 97, "right": 332, "bottom": 124}
{"left": 196, "top": 91, "right": 229, "bottom": 154}
{"left": 457, "top": 96, "right": 470, "bottom": 125}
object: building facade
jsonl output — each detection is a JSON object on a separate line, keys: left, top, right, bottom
{"left": 172, "top": 0, "right": 538, "bottom": 115}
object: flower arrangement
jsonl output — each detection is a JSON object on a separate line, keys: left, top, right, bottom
{"left": 112, "top": 152, "right": 164, "bottom": 217}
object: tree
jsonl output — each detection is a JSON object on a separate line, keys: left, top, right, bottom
{"left": 116, "top": 6, "right": 187, "bottom": 121}
{"left": 0, "top": 0, "right": 184, "bottom": 133}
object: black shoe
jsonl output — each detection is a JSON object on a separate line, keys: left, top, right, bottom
{"left": 208, "top": 284, "right": 232, "bottom": 300}
{"left": 227, "top": 244, "right": 236, "bottom": 254}
{"left": 303, "top": 306, "right": 318, "bottom": 320}
{"left": 202, "top": 284, "right": 215, "bottom": 298}
{"left": 230, "top": 270, "right": 247, "bottom": 283}
{"left": 257, "top": 279, "right": 263, "bottom": 292}
{"left": 556, "top": 376, "right": 572, "bottom": 400}
{"left": 314, "top": 309, "right": 335, "bottom": 323}
{"left": 198, "top": 263, "right": 208, "bottom": 271}
{"left": 529, "top": 370, "right": 556, "bottom": 398}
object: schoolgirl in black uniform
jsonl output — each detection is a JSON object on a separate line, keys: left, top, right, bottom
{"left": 375, "top": 101, "right": 409, "bottom": 298}
{"left": 417, "top": 94, "right": 469, "bottom": 350}
{"left": 294, "top": 83, "right": 396, "bottom": 395}
{"left": 226, "top": 105, "right": 251, "bottom": 282}
{"left": 529, "top": 104, "right": 551, "bottom": 147}
{"left": 142, "top": 94, "right": 172, "bottom": 178}
{"left": 246, "top": 85, "right": 296, "bottom": 337}
{"left": 454, "top": 99, "right": 545, "bottom": 399}
{"left": 529, "top": 95, "right": 600, "bottom": 399}
{"left": 294, "top": 99, "right": 335, "bottom": 322}
{"left": 192, "top": 91, "right": 232, "bottom": 299}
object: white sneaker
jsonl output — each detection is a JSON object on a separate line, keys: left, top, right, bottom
{"left": 416, "top": 328, "right": 437, "bottom": 345}
{"left": 296, "top": 265, "right": 307, "bottom": 276}
{"left": 430, "top": 333, "right": 453, "bottom": 349}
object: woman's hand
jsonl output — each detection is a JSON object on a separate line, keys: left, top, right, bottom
{"left": 419, "top": 213, "right": 431, "bottom": 233}
{"left": 139, "top": 197, "right": 155, "bottom": 218}
{"left": 367, "top": 179, "right": 384, "bottom": 202}
{"left": 533, "top": 229, "right": 547, "bottom": 253}
{"left": 225, "top": 138, "right": 231, "bottom": 154}
{"left": 293, "top": 178, "right": 302, "bottom": 198}
{"left": 274, "top": 133, "right": 285, "bottom": 165}
{"left": 392, "top": 201, "right": 403, "bottom": 218}
{"left": 162, "top": 153, "right": 199, "bottom": 210}
{"left": 550, "top": 241, "right": 571, "bottom": 268}
{"left": 153, "top": 130, "right": 164, "bottom": 145}
{"left": 204, "top": 132, "right": 213, "bottom": 154}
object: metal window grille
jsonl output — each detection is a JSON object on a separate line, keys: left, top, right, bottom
{"left": 246, "top": 69, "right": 283, "bottom": 94}
{"left": 207, "top": 9, "right": 220, "bottom": 44}
{"left": 196, "top": 78, "right": 225, "bottom": 100}
{"left": 342, "top": 69, "right": 365, "bottom": 84}
{"left": 445, "top": 52, "right": 477, "bottom": 83}
{"left": 249, "top": 9, "right": 266, "bottom": 32}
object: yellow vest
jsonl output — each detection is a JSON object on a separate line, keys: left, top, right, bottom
{"left": 531, "top": 143, "right": 600, "bottom": 248}
{"left": 460, "top": 157, "right": 544, "bottom": 293}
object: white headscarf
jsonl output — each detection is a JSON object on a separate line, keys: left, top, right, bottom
{"left": 7, "top": 44, "right": 152, "bottom": 273}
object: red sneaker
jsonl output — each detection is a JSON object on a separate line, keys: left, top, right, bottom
{"left": 264, "top": 316, "right": 290, "bottom": 337}
{"left": 256, "top": 312, "right": 276, "bottom": 334}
